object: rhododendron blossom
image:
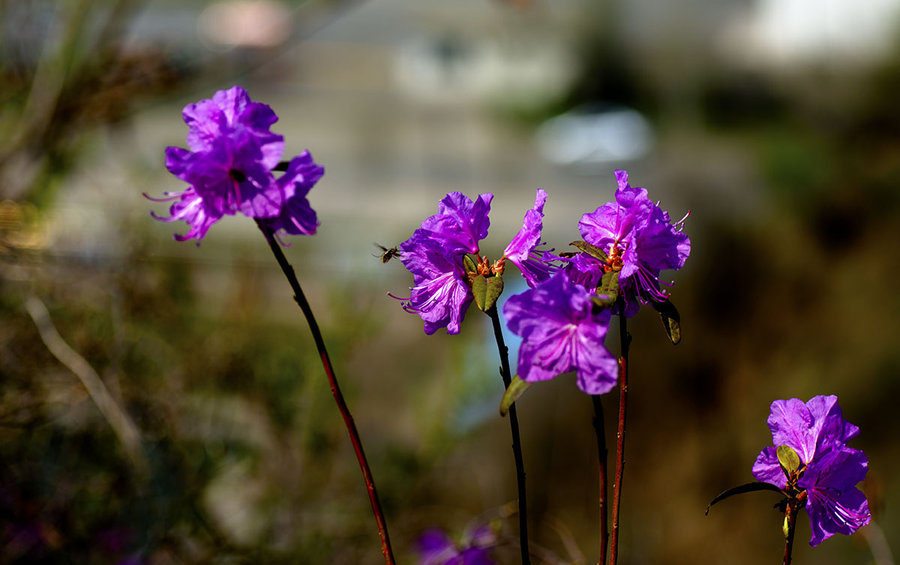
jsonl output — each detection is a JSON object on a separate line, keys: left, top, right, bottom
{"left": 503, "top": 272, "right": 618, "bottom": 395}
{"left": 752, "top": 395, "right": 871, "bottom": 546}
{"left": 574, "top": 170, "right": 690, "bottom": 316}
{"left": 148, "top": 85, "right": 322, "bottom": 243}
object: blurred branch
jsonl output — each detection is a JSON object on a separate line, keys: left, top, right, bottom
{"left": 0, "top": 0, "right": 177, "bottom": 202}
{"left": 24, "top": 293, "right": 147, "bottom": 476}
{"left": 863, "top": 520, "right": 895, "bottom": 565}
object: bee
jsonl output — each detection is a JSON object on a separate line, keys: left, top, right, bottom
{"left": 374, "top": 243, "right": 401, "bottom": 263}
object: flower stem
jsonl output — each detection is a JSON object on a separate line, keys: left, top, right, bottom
{"left": 487, "top": 305, "right": 531, "bottom": 565}
{"left": 783, "top": 500, "right": 801, "bottom": 565}
{"left": 609, "top": 314, "right": 630, "bottom": 565}
{"left": 591, "top": 395, "right": 609, "bottom": 564}
{"left": 257, "top": 221, "right": 395, "bottom": 565}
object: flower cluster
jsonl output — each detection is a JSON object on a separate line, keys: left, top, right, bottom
{"left": 752, "top": 395, "right": 871, "bottom": 546}
{"left": 148, "top": 85, "right": 323, "bottom": 243}
{"left": 568, "top": 170, "right": 690, "bottom": 317}
{"left": 393, "top": 171, "right": 689, "bottom": 394}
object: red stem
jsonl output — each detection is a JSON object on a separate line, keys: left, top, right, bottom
{"left": 258, "top": 222, "right": 395, "bottom": 564}
{"left": 609, "top": 315, "right": 630, "bottom": 565}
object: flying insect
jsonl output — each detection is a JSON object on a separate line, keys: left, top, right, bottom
{"left": 374, "top": 244, "right": 401, "bottom": 263}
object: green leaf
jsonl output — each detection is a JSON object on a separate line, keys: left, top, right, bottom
{"left": 651, "top": 299, "right": 681, "bottom": 345}
{"left": 484, "top": 275, "right": 504, "bottom": 312}
{"left": 499, "top": 375, "right": 532, "bottom": 416}
{"left": 598, "top": 270, "right": 620, "bottom": 303}
{"left": 705, "top": 482, "right": 784, "bottom": 515}
{"left": 777, "top": 445, "right": 801, "bottom": 475}
{"left": 463, "top": 254, "right": 477, "bottom": 275}
{"left": 591, "top": 294, "right": 617, "bottom": 310}
{"left": 569, "top": 240, "right": 609, "bottom": 262}
{"left": 472, "top": 274, "right": 487, "bottom": 311}
{"left": 783, "top": 514, "right": 791, "bottom": 539}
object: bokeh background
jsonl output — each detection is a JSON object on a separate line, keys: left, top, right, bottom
{"left": 2, "top": 0, "right": 899, "bottom": 563}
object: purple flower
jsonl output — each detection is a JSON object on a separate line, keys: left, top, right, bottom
{"left": 393, "top": 192, "right": 492, "bottom": 335}
{"left": 503, "top": 189, "right": 560, "bottom": 288}
{"left": 752, "top": 395, "right": 871, "bottom": 546}
{"left": 575, "top": 170, "right": 690, "bottom": 316}
{"left": 397, "top": 234, "right": 474, "bottom": 335}
{"left": 503, "top": 272, "right": 618, "bottom": 394}
{"left": 149, "top": 85, "right": 323, "bottom": 243}
{"left": 417, "top": 526, "right": 496, "bottom": 565}
{"left": 165, "top": 86, "right": 285, "bottom": 219}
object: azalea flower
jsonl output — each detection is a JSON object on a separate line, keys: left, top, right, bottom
{"left": 149, "top": 85, "right": 323, "bottom": 243}
{"left": 503, "top": 272, "right": 618, "bottom": 395}
{"left": 397, "top": 233, "right": 474, "bottom": 335}
{"left": 164, "top": 85, "right": 285, "bottom": 220}
{"left": 393, "top": 192, "right": 492, "bottom": 335}
{"left": 574, "top": 170, "right": 690, "bottom": 316}
{"left": 752, "top": 395, "right": 871, "bottom": 546}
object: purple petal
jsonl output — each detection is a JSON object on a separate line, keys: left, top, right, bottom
{"left": 278, "top": 150, "right": 324, "bottom": 201}
{"left": 504, "top": 273, "right": 617, "bottom": 394}
{"left": 632, "top": 205, "right": 691, "bottom": 273}
{"left": 578, "top": 201, "right": 621, "bottom": 251}
{"left": 148, "top": 188, "right": 222, "bottom": 243}
{"left": 804, "top": 450, "right": 871, "bottom": 547}
{"left": 417, "top": 528, "right": 458, "bottom": 565}
{"left": 212, "top": 85, "right": 252, "bottom": 124}
{"left": 420, "top": 192, "right": 493, "bottom": 254}
{"left": 807, "top": 395, "right": 860, "bottom": 452}
{"left": 504, "top": 189, "right": 559, "bottom": 287}
{"left": 504, "top": 189, "right": 547, "bottom": 263}
{"left": 259, "top": 151, "right": 323, "bottom": 237}
{"left": 398, "top": 236, "right": 472, "bottom": 335}
{"left": 183, "top": 99, "right": 228, "bottom": 152}
{"left": 767, "top": 398, "right": 817, "bottom": 463}
{"left": 751, "top": 446, "right": 788, "bottom": 490}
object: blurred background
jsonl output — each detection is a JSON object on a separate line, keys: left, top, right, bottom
{"left": 1, "top": 0, "right": 899, "bottom": 563}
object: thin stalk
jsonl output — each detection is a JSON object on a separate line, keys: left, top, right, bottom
{"left": 783, "top": 500, "right": 800, "bottom": 565}
{"left": 609, "top": 314, "right": 630, "bottom": 565}
{"left": 591, "top": 395, "right": 608, "bottom": 564}
{"left": 487, "top": 305, "right": 531, "bottom": 565}
{"left": 257, "top": 221, "right": 395, "bottom": 565}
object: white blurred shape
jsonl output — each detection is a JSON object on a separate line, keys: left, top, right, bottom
{"left": 721, "top": 0, "right": 900, "bottom": 66}
{"left": 393, "top": 34, "right": 575, "bottom": 108}
{"left": 535, "top": 106, "right": 653, "bottom": 170}
{"left": 199, "top": 1, "right": 291, "bottom": 48}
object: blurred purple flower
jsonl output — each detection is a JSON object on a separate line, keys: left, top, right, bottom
{"left": 393, "top": 192, "right": 492, "bottom": 335}
{"left": 417, "top": 526, "right": 496, "bottom": 565}
{"left": 149, "top": 85, "right": 323, "bottom": 243}
{"left": 575, "top": 170, "right": 689, "bottom": 316}
{"left": 148, "top": 188, "right": 218, "bottom": 242}
{"left": 503, "top": 189, "right": 560, "bottom": 288}
{"left": 503, "top": 272, "right": 618, "bottom": 395}
{"left": 752, "top": 395, "right": 871, "bottom": 546}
